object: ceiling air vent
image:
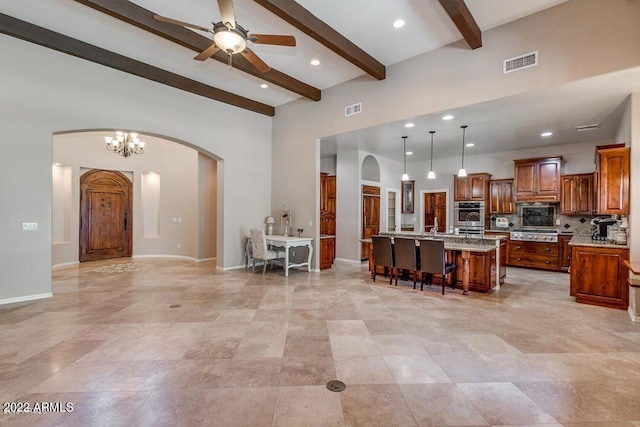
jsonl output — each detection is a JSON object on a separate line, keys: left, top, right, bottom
{"left": 575, "top": 123, "right": 600, "bottom": 132}
{"left": 503, "top": 51, "right": 538, "bottom": 74}
{"left": 345, "top": 102, "right": 362, "bottom": 117}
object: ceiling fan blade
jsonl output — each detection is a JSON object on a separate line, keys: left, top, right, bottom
{"left": 193, "top": 43, "right": 221, "bottom": 61}
{"left": 240, "top": 49, "right": 271, "bottom": 73}
{"left": 154, "top": 14, "right": 211, "bottom": 32}
{"left": 217, "top": 0, "right": 236, "bottom": 29}
{"left": 248, "top": 34, "right": 296, "bottom": 47}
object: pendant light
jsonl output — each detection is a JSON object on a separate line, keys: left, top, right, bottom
{"left": 427, "top": 130, "right": 436, "bottom": 179}
{"left": 458, "top": 125, "right": 468, "bottom": 178}
{"left": 401, "top": 136, "right": 409, "bottom": 181}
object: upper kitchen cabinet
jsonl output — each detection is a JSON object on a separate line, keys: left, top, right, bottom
{"left": 513, "top": 156, "right": 562, "bottom": 202}
{"left": 454, "top": 173, "right": 491, "bottom": 201}
{"left": 488, "top": 179, "right": 514, "bottom": 214}
{"left": 561, "top": 173, "right": 595, "bottom": 215}
{"left": 596, "top": 146, "right": 630, "bottom": 215}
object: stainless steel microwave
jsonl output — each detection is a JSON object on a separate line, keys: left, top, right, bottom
{"left": 453, "top": 201, "right": 485, "bottom": 228}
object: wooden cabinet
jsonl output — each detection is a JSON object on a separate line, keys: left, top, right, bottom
{"left": 561, "top": 173, "right": 595, "bottom": 215}
{"left": 596, "top": 146, "right": 630, "bottom": 215}
{"left": 320, "top": 237, "right": 335, "bottom": 270}
{"left": 454, "top": 173, "right": 491, "bottom": 201}
{"left": 454, "top": 250, "right": 497, "bottom": 293}
{"left": 558, "top": 235, "right": 572, "bottom": 273}
{"left": 570, "top": 245, "right": 629, "bottom": 309}
{"left": 488, "top": 179, "right": 514, "bottom": 214}
{"left": 362, "top": 185, "right": 380, "bottom": 260}
{"left": 508, "top": 240, "right": 559, "bottom": 271}
{"left": 513, "top": 157, "right": 562, "bottom": 202}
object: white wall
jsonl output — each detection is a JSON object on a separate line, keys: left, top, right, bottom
{"left": 198, "top": 153, "right": 217, "bottom": 261}
{"left": 0, "top": 34, "right": 271, "bottom": 302}
{"left": 271, "top": 0, "right": 640, "bottom": 269}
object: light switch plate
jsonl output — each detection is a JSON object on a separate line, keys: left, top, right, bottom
{"left": 22, "top": 222, "right": 38, "bottom": 231}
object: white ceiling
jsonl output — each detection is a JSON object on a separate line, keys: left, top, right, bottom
{"left": 320, "top": 67, "right": 640, "bottom": 162}
{"left": 2, "top": 0, "right": 568, "bottom": 106}
{"left": 8, "top": 0, "right": 633, "bottom": 163}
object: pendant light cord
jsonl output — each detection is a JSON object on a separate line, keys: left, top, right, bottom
{"left": 461, "top": 125, "right": 467, "bottom": 169}
{"left": 429, "top": 131, "right": 435, "bottom": 171}
{"left": 402, "top": 136, "right": 407, "bottom": 174}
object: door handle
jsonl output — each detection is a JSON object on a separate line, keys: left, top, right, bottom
{"left": 124, "top": 212, "right": 128, "bottom": 231}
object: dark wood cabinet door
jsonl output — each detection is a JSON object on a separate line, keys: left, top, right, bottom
{"left": 362, "top": 190, "right": 380, "bottom": 260}
{"left": 598, "top": 147, "right": 630, "bottom": 215}
{"left": 560, "top": 176, "right": 574, "bottom": 214}
{"left": 320, "top": 173, "right": 328, "bottom": 212}
{"left": 514, "top": 161, "right": 536, "bottom": 199}
{"left": 561, "top": 173, "right": 594, "bottom": 215}
{"left": 454, "top": 176, "right": 469, "bottom": 201}
{"left": 570, "top": 245, "right": 629, "bottom": 309}
{"left": 514, "top": 157, "right": 561, "bottom": 201}
{"left": 488, "top": 179, "right": 514, "bottom": 214}
{"left": 327, "top": 176, "right": 336, "bottom": 198}
{"left": 536, "top": 158, "right": 561, "bottom": 197}
{"left": 469, "top": 175, "right": 488, "bottom": 200}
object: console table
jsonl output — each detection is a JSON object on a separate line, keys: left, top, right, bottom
{"left": 245, "top": 235, "right": 314, "bottom": 277}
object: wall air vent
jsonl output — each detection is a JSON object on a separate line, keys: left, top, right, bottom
{"left": 575, "top": 123, "right": 600, "bottom": 132}
{"left": 503, "top": 51, "right": 538, "bottom": 74}
{"left": 345, "top": 102, "right": 362, "bottom": 117}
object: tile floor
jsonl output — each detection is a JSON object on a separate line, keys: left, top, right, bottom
{"left": 2, "top": 258, "right": 640, "bottom": 426}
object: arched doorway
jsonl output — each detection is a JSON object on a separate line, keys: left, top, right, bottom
{"left": 79, "top": 169, "right": 132, "bottom": 262}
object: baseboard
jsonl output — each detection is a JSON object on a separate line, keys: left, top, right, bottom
{"left": 334, "top": 258, "right": 363, "bottom": 265}
{"left": 52, "top": 261, "right": 79, "bottom": 269}
{"left": 132, "top": 254, "right": 197, "bottom": 262}
{"left": 628, "top": 306, "right": 640, "bottom": 322}
{"left": 220, "top": 264, "right": 248, "bottom": 271}
{"left": 195, "top": 257, "right": 216, "bottom": 263}
{"left": 0, "top": 292, "right": 53, "bottom": 306}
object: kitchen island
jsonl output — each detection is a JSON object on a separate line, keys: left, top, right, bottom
{"left": 365, "top": 232, "right": 506, "bottom": 294}
{"left": 569, "top": 235, "right": 630, "bottom": 309}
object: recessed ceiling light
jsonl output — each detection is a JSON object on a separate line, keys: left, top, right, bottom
{"left": 260, "top": 83, "right": 268, "bottom": 89}
{"left": 541, "top": 131, "right": 553, "bottom": 137}
{"left": 404, "top": 123, "right": 414, "bottom": 128}
{"left": 406, "top": 151, "right": 413, "bottom": 155}
{"left": 442, "top": 115, "right": 454, "bottom": 121}
{"left": 465, "top": 143, "right": 475, "bottom": 147}
{"left": 393, "top": 19, "right": 405, "bottom": 28}
{"left": 310, "top": 59, "right": 320, "bottom": 66}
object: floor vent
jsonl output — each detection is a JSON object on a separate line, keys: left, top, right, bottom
{"left": 345, "top": 102, "right": 362, "bottom": 117}
{"left": 503, "top": 51, "right": 538, "bottom": 74}
{"left": 575, "top": 123, "right": 600, "bottom": 132}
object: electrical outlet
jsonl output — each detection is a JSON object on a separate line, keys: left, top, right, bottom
{"left": 177, "top": 243, "right": 181, "bottom": 249}
{"left": 22, "top": 222, "right": 38, "bottom": 231}
{"left": 309, "top": 220, "right": 312, "bottom": 226}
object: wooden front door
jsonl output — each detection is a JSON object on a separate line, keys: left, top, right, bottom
{"left": 424, "top": 191, "right": 447, "bottom": 232}
{"left": 80, "top": 170, "right": 132, "bottom": 262}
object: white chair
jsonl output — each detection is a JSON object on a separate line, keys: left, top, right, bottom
{"left": 250, "top": 228, "right": 286, "bottom": 274}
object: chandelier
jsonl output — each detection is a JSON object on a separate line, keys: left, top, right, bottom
{"left": 105, "top": 131, "right": 145, "bottom": 158}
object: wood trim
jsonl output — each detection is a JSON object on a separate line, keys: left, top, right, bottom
{"left": 437, "top": 0, "right": 482, "bottom": 49}
{"left": 0, "top": 13, "right": 274, "bottom": 116}
{"left": 72, "top": 0, "right": 321, "bottom": 101}
{"left": 253, "top": 0, "right": 386, "bottom": 80}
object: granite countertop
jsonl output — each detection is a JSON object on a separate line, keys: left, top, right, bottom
{"left": 363, "top": 232, "right": 502, "bottom": 253}
{"left": 568, "top": 234, "right": 629, "bottom": 249}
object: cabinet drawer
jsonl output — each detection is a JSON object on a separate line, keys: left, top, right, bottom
{"left": 508, "top": 241, "right": 559, "bottom": 270}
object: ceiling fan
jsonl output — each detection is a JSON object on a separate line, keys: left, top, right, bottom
{"left": 154, "top": 0, "right": 296, "bottom": 73}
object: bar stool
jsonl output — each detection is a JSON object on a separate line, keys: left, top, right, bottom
{"left": 418, "top": 239, "right": 457, "bottom": 295}
{"left": 371, "top": 235, "right": 394, "bottom": 285}
{"left": 393, "top": 237, "right": 419, "bottom": 288}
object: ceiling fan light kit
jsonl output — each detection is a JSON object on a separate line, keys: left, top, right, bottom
{"left": 153, "top": 0, "right": 295, "bottom": 74}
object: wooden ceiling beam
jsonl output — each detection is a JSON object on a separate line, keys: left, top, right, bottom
{"left": 253, "top": 0, "right": 386, "bottom": 80}
{"left": 438, "top": 0, "right": 482, "bottom": 49}
{"left": 0, "top": 13, "right": 275, "bottom": 116}
{"left": 73, "top": 0, "right": 321, "bottom": 101}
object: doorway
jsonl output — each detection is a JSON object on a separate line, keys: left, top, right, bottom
{"left": 79, "top": 169, "right": 132, "bottom": 262}
{"left": 423, "top": 191, "right": 447, "bottom": 233}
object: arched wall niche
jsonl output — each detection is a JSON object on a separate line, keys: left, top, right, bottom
{"left": 361, "top": 155, "right": 380, "bottom": 182}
